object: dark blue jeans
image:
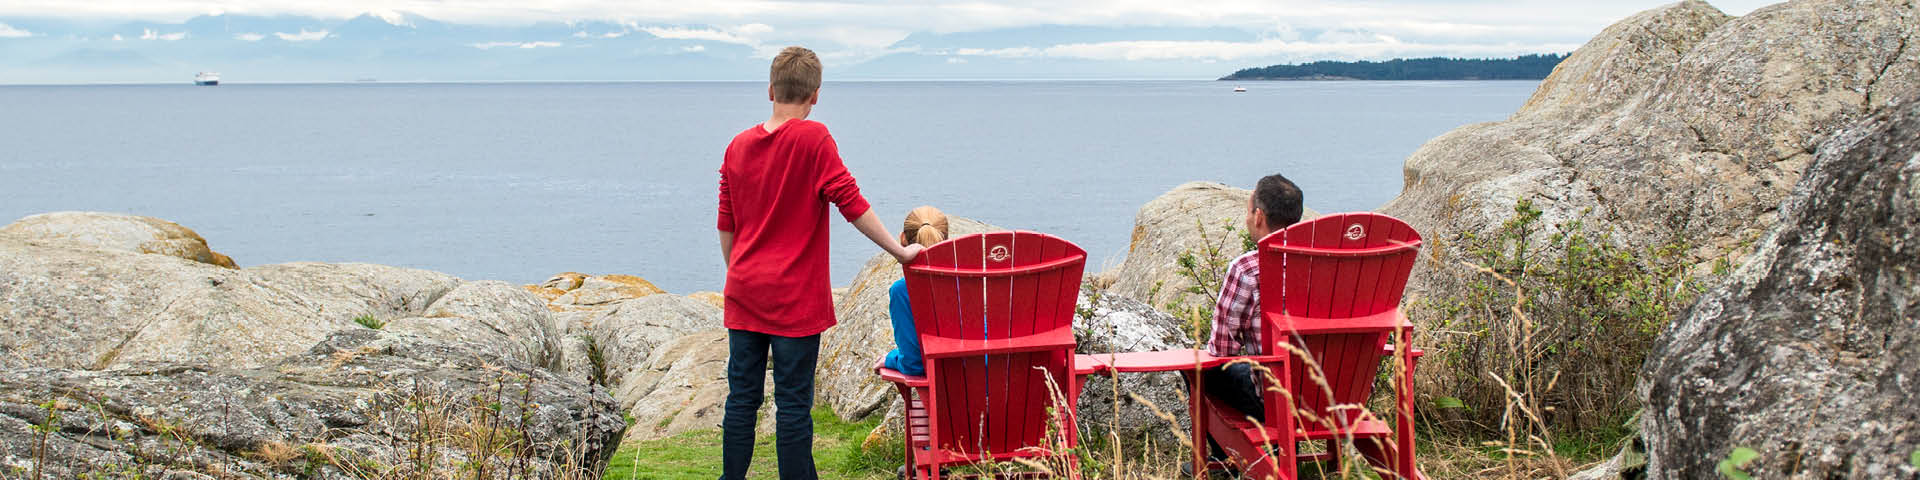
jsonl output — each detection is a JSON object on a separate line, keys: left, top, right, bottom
{"left": 721, "top": 329, "right": 820, "bottom": 480}
{"left": 1202, "top": 362, "right": 1265, "bottom": 460}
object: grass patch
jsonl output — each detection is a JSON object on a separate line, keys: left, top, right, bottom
{"left": 352, "top": 314, "right": 385, "bottom": 330}
{"left": 604, "top": 406, "right": 897, "bottom": 480}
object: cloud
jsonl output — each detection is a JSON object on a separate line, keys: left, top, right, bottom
{"left": 274, "top": 29, "right": 328, "bottom": 41}
{"left": 0, "top": 22, "right": 33, "bottom": 38}
{"left": 639, "top": 26, "right": 753, "bottom": 45}
{"left": 733, "top": 23, "right": 773, "bottom": 35}
{"left": 140, "top": 28, "right": 186, "bottom": 41}
{"left": 683, "top": 44, "right": 705, "bottom": 52}
{"left": 471, "top": 41, "right": 562, "bottom": 49}
{"left": 234, "top": 32, "right": 265, "bottom": 41}
{"left": 111, "top": 34, "right": 123, "bottom": 41}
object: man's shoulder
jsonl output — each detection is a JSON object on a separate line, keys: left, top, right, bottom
{"left": 1231, "top": 250, "right": 1260, "bottom": 268}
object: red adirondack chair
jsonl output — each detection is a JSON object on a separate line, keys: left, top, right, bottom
{"left": 1201, "top": 212, "right": 1427, "bottom": 480}
{"left": 873, "top": 231, "right": 1090, "bottom": 479}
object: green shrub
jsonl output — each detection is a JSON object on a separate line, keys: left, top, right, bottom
{"left": 1425, "top": 198, "right": 1715, "bottom": 433}
{"left": 353, "top": 314, "right": 385, "bottom": 330}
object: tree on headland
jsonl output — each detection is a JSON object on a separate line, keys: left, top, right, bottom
{"left": 1221, "top": 53, "right": 1568, "bottom": 81}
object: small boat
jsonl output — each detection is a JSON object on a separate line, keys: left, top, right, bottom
{"left": 1233, "top": 86, "right": 1247, "bottom": 93}
{"left": 194, "top": 72, "right": 220, "bottom": 86}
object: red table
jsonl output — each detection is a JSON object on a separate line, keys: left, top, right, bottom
{"left": 1075, "top": 349, "right": 1235, "bottom": 477}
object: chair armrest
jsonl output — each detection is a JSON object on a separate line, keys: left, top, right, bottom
{"left": 1381, "top": 344, "right": 1425, "bottom": 358}
{"left": 874, "top": 359, "right": 930, "bottom": 387}
{"left": 1073, "top": 354, "right": 1110, "bottom": 376}
{"left": 922, "top": 325, "right": 1075, "bottom": 359}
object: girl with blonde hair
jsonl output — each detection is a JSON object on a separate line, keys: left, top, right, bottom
{"left": 881, "top": 206, "right": 948, "bottom": 376}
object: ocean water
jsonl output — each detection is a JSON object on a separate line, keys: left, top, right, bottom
{"left": 0, "top": 80, "right": 1536, "bottom": 292}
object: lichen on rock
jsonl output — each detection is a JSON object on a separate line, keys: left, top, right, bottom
{"left": 1638, "top": 99, "right": 1920, "bottom": 479}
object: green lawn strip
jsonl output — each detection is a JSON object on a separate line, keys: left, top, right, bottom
{"left": 606, "top": 407, "right": 898, "bottom": 480}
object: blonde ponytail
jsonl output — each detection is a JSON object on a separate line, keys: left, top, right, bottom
{"left": 900, "top": 206, "right": 950, "bottom": 248}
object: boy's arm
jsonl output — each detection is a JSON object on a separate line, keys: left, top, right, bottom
{"left": 717, "top": 166, "right": 734, "bottom": 269}
{"left": 813, "top": 134, "right": 920, "bottom": 263}
{"left": 852, "top": 210, "right": 922, "bottom": 263}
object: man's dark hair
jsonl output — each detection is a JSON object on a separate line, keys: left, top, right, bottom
{"left": 1254, "top": 173, "right": 1303, "bottom": 229}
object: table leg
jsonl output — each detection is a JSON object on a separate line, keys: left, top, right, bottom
{"left": 1192, "top": 367, "right": 1207, "bottom": 479}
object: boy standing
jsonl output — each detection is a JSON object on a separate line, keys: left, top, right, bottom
{"left": 716, "top": 46, "right": 922, "bottom": 480}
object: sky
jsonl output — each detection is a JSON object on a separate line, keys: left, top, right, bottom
{"left": 0, "top": 1, "right": 1782, "bottom": 81}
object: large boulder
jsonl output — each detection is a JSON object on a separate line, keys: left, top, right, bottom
{"left": 386, "top": 281, "right": 565, "bottom": 371}
{"left": 0, "top": 329, "right": 625, "bottom": 479}
{"left": 1071, "top": 290, "right": 1194, "bottom": 445}
{"left": 1102, "top": 182, "right": 1317, "bottom": 311}
{"left": 1637, "top": 101, "right": 1920, "bottom": 478}
{"left": 552, "top": 274, "right": 666, "bottom": 308}
{"left": 0, "top": 220, "right": 575, "bottom": 374}
{"left": 245, "top": 262, "right": 464, "bottom": 326}
{"left": 591, "top": 294, "right": 723, "bottom": 409}
{"left": 616, "top": 329, "right": 732, "bottom": 443}
{"left": 1382, "top": 0, "right": 1917, "bottom": 297}
{"left": 0, "top": 238, "right": 363, "bottom": 370}
{"left": 1375, "top": 0, "right": 1918, "bottom": 425}
{"left": 522, "top": 273, "right": 717, "bottom": 401}
{"left": 0, "top": 211, "right": 238, "bottom": 268}
{"left": 817, "top": 216, "right": 1003, "bottom": 420}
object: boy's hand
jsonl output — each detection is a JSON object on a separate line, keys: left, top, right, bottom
{"left": 895, "top": 243, "right": 924, "bottom": 264}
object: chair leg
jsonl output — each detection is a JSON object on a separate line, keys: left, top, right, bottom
{"left": 1203, "top": 403, "right": 1284, "bottom": 479}
{"left": 1326, "top": 439, "right": 1342, "bottom": 471}
{"left": 1396, "top": 329, "right": 1418, "bottom": 480}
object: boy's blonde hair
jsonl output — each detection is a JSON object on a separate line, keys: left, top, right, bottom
{"left": 770, "top": 46, "right": 821, "bottom": 104}
{"left": 900, "top": 206, "right": 949, "bottom": 248}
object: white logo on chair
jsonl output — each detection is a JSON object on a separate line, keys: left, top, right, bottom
{"left": 988, "top": 245, "right": 1011, "bottom": 262}
{"left": 1345, "top": 224, "right": 1366, "bottom": 241}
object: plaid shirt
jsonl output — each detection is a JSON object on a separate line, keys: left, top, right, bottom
{"left": 1208, "top": 250, "right": 1262, "bottom": 357}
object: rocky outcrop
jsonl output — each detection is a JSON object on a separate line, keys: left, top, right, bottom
{"left": 1637, "top": 101, "right": 1920, "bottom": 478}
{"left": 1103, "top": 182, "right": 1317, "bottom": 311}
{"left": 1381, "top": 0, "right": 1917, "bottom": 294}
{"left": 817, "top": 216, "right": 1004, "bottom": 420}
{"left": 522, "top": 272, "right": 719, "bottom": 414}
{"left": 0, "top": 329, "right": 625, "bottom": 479}
{"left": 1369, "top": 0, "right": 1918, "bottom": 427}
{"left": 615, "top": 329, "right": 731, "bottom": 442}
{"left": 593, "top": 294, "right": 723, "bottom": 410}
{"left": 1070, "top": 291, "right": 1194, "bottom": 444}
{"left": 688, "top": 291, "right": 725, "bottom": 310}
{"left": 386, "top": 281, "right": 565, "bottom": 371}
{"left": 0, "top": 212, "right": 238, "bottom": 268}
{"left": 1, "top": 239, "right": 407, "bottom": 370}
{"left": 247, "top": 262, "right": 464, "bottom": 324}
{"left": 552, "top": 274, "right": 665, "bottom": 308}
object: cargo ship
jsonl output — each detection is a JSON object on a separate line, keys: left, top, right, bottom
{"left": 194, "top": 72, "right": 220, "bottom": 86}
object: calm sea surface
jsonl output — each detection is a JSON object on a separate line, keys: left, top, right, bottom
{"left": 0, "top": 80, "right": 1536, "bottom": 292}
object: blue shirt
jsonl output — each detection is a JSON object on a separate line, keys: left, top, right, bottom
{"left": 881, "top": 278, "right": 925, "bottom": 376}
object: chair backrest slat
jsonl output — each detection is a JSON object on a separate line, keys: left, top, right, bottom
{"left": 1258, "top": 213, "right": 1422, "bottom": 428}
{"left": 905, "top": 231, "right": 1087, "bottom": 457}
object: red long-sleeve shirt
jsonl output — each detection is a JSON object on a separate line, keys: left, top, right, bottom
{"left": 717, "top": 119, "right": 871, "bottom": 337}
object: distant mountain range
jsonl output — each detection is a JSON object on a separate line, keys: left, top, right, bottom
{"left": 1222, "top": 54, "right": 1568, "bottom": 81}
{"left": 0, "top": 12, "right": 1574, "bottom": 83}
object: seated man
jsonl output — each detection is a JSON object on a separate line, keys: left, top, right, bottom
{"left": 1193, "top": 173, "right": 1303, "bottom": 470}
